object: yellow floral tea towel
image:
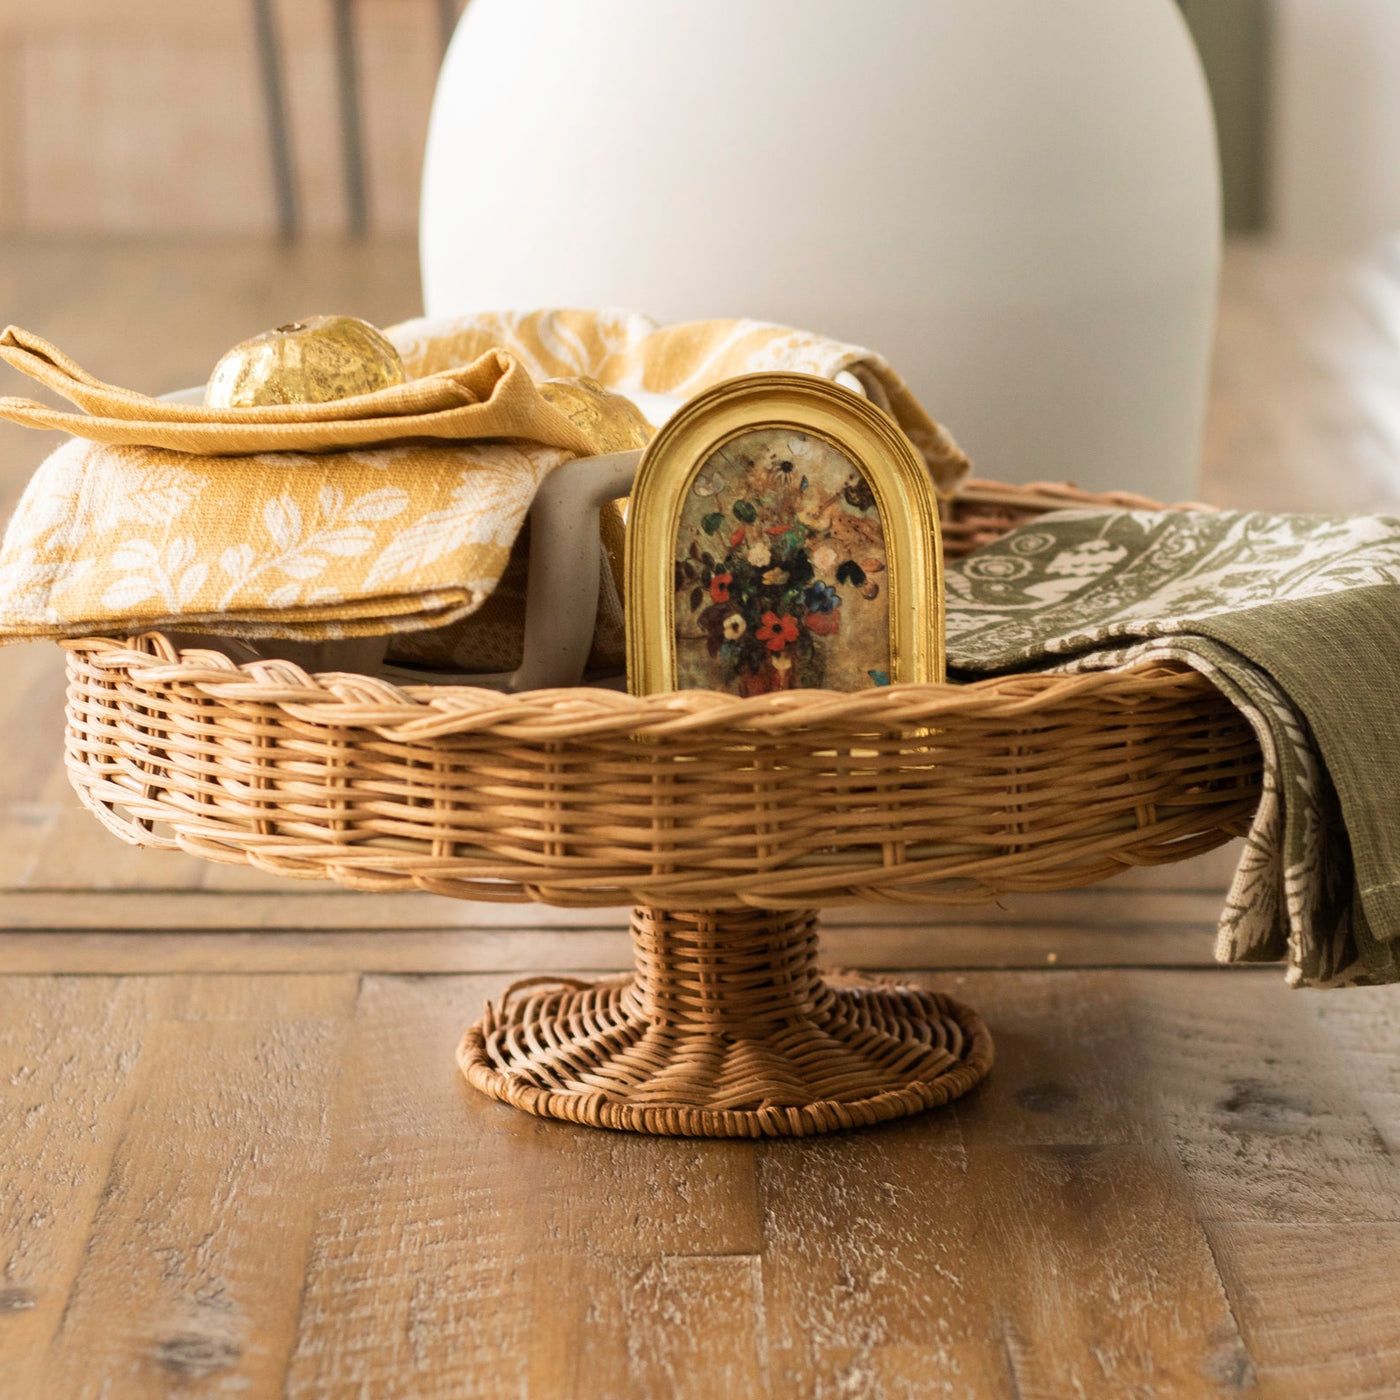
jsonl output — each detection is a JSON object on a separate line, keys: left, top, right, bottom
{"left": 0, "top": 311, "right": 969, "bottom": 655}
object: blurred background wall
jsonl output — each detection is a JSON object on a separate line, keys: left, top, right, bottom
{"left": 0, "top": 0, "right": 459, "bottom": 238}
{"left": 0, "top": 0, "right": 1393, "bottom": 251}
{"left": 1270, "top": 0, "right": 1400, "bottom": 249}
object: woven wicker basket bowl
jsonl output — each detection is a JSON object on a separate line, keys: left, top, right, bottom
{"left": 63, "top": 481, "right": 1263, "bottom": 1138}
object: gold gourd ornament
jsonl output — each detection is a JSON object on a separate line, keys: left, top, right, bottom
{"left": 535, "top": 375, "right": 652, "bottom": 453}
{"left": 203, "top": 315, "right": 406, "bottom": 408}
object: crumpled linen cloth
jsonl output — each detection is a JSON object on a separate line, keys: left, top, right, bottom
{"left": 945, "top": 507, "right": 1400, "bottom": 989}
{"left": 0, "top": 311, "right": 968, "bottom": 650}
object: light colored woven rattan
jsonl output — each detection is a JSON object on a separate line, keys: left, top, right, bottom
{"left": 459, "top": 905, "right": 993, "bottom": 1137}
{"left": 58, "top": 477, "right": 1261, "bottom": 1136}
{"left": 61, "top": 479, "right": 1260, "bottom": 910}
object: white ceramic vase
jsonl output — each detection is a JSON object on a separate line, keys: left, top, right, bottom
{"left": 421, "top": 0, "right": 1220, "bottom": 501}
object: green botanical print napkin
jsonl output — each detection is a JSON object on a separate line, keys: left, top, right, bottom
{"left": 945, "top": 509, "right": 1400, "bottom": 988}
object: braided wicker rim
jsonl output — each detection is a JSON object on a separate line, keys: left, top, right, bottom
{"left": 61, "top": 479, "right": 1261, "bottom": 910}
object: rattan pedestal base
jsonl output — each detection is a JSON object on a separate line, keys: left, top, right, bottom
{"left": 457, "top": 906, "right": 993, "bottom": 1137}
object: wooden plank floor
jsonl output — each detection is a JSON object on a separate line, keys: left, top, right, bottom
{"left": 4, "top": 968, "right": 1400, "bottom": 1398}
{"left": 3, "top": 238, "right": 1400, "bottom": 1397}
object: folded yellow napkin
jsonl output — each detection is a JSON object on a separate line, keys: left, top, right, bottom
{"left": 0, "top": 326, "right": 600, "bottom": 456}
{"left": 390, "top": 308, "right": 968, "bottom": 484}
{"left": 0, "top": 310, "right": 969, "bottom": 659}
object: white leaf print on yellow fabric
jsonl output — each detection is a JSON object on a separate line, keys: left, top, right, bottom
{"left": 100, "top": 536, "right": 207, "bottom": 611}
{"left": 363, "top": 444, "right": 562, "bottom": 591}
{"left": 99, "top": 575, "right": 160, "bottom": 612}
{"left": 3, "top": 440, "right": 88, "bottom": 544}
{"left": 216, "top": 484, "right": 407, "bottom": 610}
{"left": 92, "top": 455, "right": 199, "bottom": 531}
{"left": 267, "top": 581, "right": 304, "bottom": 609}
{"left": 0, "top": 554, "right": 77, "bottom": 619}
{"left": 263, "top": 496, "right": 300, "bottom": 553}
{"left": 220, "top": 544, "right": 254, "bottom": 581}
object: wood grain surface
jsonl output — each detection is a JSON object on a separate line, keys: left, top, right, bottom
{"left": 3, "top": 239, "right": 1400, "bottom": 1396}
{"left": 3, "top": 970, "right": 1400, "bottom": 1398}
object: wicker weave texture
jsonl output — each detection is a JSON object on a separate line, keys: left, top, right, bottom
{"left": 459, "top": 905, "right": 994, "bottom": 1137}
{"left": 61, "top": 480, "right": 1262, "bottom": 910}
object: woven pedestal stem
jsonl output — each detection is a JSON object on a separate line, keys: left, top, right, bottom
{"left": 458, "top": 906, "right": 993, "bottom": 1137}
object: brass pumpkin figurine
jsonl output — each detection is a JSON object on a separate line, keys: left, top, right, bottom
{"left": 535, "top": 375, "right": 653, "bottom": 453}
{"left": 204, "top": 315, "right": 406, "bottom": 408}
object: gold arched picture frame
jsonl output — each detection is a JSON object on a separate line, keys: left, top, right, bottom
{"left": 626, "top": 372, "right": 945, "bottom": 695}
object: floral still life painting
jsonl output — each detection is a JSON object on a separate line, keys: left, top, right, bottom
{"left": 674, "top": 426, "right": 892, "bottom": 694}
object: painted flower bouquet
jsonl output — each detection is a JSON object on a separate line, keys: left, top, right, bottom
{"left": 672, "top": 428, "right": 890, "bottom": 695}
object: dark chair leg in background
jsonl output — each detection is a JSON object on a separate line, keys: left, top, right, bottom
{"left": 252, "top": 0, "right": 299, "bottom": 241}
{"left": 437, "top": 0, "right": 460, "bottom": 57}
{"left": 261, "top": 0, "right": 461, "bottom": 241}
{"left": 332, "top": 0, "right": 369, "bottom": 238}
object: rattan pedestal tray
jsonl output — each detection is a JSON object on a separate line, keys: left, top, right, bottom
{"left": 60, "top": 481, "right": 1263, "bottom": 1137}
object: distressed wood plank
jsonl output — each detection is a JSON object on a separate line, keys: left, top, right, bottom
{"left": 283, "top": 974, "right": 763, "bottom": 1398}
{"left": 34, "top": 976, "right": 353, "bottom": 1399}
{"left": 1307, "top": 988, "right": 1400, "bottom": 1154}
{"left": 964, "top": 1144, "right": 1255, "bottom": 1399}
{"left": 1206, "top": 1221, "right": 1400, "bottom": 1400}
{"left": 0, "top": 644, "right": 66, "bottom": 811}
{"left": 754, "top": 974, "right": 1256, "bottom": 1399}
{"left": 25, "top": 808, "right": 211, "bottom": 891}
{"left": 158, "top": 970, "right": 359, "bottom": 1023}
{"left": 524, "top": 1254, "right": 768, "bottom": 1400}
{"left": 2, "top": 967, "right": 1399, "bottom": 1393}
{"left": 0, "top": 978, "right": 169, "bottom": 1397}
{"left": 755, "top": 1127, "right": 1017, "bottom": 1400}
{"left": 0, "top": 923, "right": 1235, "bottom": 976}
{"left": 949, "top": 969, "right": 1158, "bottom": 1147}
{"left": 0, "top": 806, "right": 58, "bottom": 888}
{"left": 1127, "top": 971, "right": 1400, "bottom": 1223}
